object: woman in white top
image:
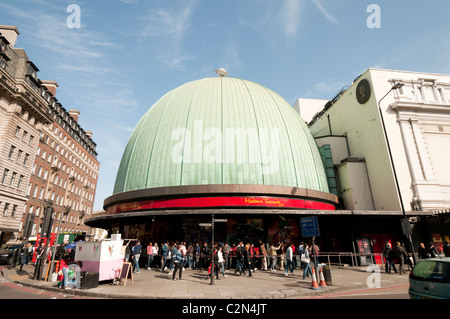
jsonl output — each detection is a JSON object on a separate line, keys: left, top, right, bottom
{"left": 217, "top": 246, "right": 227, "bottom": 277}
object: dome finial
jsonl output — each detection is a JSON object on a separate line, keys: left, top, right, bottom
{"left": 215, "top": 68, "right": 229, "bottom": 77}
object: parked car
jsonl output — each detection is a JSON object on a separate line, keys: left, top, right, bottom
{"left": 0, "top": 244, "right": 22, "bottom": 265}
{"left": 409, "top": 257, "right": 450, "bottom": 299}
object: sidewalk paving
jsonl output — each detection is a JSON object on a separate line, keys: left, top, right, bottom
{"left": 1, "top": 264, "right": 410, "bottom": 299}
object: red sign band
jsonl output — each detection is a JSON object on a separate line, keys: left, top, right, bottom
{"left": 106, "top": 196, "right": 335, "bottom": 214}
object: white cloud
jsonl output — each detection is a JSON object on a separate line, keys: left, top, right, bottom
{"left": 277, "top": 0, "right": 303, "bottom": 38}
{"left": 238, "top": 0, "right": 305, "bottom": 40}
{"left": 137, "top": 1, "right": 197, "bottom": 70}
{"left": 311, "top": 0, "right": 339, "bottom": 26}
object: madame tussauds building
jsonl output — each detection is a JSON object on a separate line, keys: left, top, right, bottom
{"left": 86, "top": 71, "right": 339, "bottom": 246}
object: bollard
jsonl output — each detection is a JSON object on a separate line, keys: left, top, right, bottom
{"left": 322, "top": 264, "right": 332, "bottom": 286}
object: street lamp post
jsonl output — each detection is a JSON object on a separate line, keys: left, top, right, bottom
{"left": 378, "top": 82, "right": 417, "bottom": 265}
{"left": 210, "top": 213, "right": 215, "bottom": 285}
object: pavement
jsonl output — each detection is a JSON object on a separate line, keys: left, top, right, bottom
{"left": 1, "top": 263, "right": 410, "bottom": 299}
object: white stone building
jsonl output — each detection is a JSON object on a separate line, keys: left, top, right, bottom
{"left": 304, "top": 68, "right": 450, "bottom": 214}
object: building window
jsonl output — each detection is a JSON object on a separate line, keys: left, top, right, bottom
{"left": 15, "top": 126, "right": 21, "bottom": 137}
{"left": 17, "top": 175, "right": 23, "bottom": 189}
{"left": 26, "top": 183, "right": 31, "bottom": 196}
{"left": 23, "top": 153, "right": 29, "bottom": 166}
{"left": 3, "top": 203, "right": 9, "bottom": 216}
{"left": 16, "top": 150, "right": 22, "bottom": 162}
{"left": 0, "top": 56, "right": 7, "bottom": 69}
{"left": 8, "top": 145, "right": 15, "bottom": 159}
{"left": 29, "top": 135, "right": 34, "bottom": 145}
{"left": 10, "top": 172, "right": 16, "bottom": 187}
{"left": 1, "top": 169, "right": 9, "bottom": 184}
{"left": 32, "top": 185, "right": 38, "bottom": 198}
{"left": 22, "top": 131, "right": 28, "bottom": 142}
{"left": 11, "top": 205, "right": 17, "bottom": 217}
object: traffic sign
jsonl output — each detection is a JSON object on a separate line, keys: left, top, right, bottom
{"left": 300, "top": 216, "right": 320, "bottom": 237}
{"left": 400, "top": 219, "right": 412, "bottom": 235}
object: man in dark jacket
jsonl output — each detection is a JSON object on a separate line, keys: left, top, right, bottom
{"left": 386, "top": 243, "right": 398, "bottom": 274}
{"left": 132, "top": 241, "right": 142, "bottom": 274}
{"left": 394, "top": 242, "right": 407, "bottom": 274}
{"left": 234, "top": 242, "right": 244, "bottom": 276}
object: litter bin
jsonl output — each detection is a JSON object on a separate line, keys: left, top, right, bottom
{"left": 322, "top": 264, "right": 332, "bottom": 286}
{"left": 81, "top": 271, "right": 99, "bottom": 289}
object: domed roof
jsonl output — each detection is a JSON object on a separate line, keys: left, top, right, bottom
{"left": 113, "top": 76, "right": 329, "bottom": 194}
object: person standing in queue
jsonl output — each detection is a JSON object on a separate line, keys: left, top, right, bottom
{"left": 244, "top": 243, "right": 252, "bottom": 277}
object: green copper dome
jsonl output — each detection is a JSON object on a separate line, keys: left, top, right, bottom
{"left": 113, "top": 77, "right": 329, "bottom": 194}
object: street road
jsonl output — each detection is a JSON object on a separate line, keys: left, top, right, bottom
{"left": 300, "top": 285, "right": 410, "bottom": 299}
{"left": 0, "top": 280, "right": 98, "bottom": 299}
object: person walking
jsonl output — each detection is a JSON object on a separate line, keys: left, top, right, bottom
{"left": 146, "top": 242, "right": 154, "bottom": 269}
{"left": 302, "top": 244, "right": 312, "bottom": 280}
{"left": 170, "top": 244, "right": 177, "bottom": 273}
{"left": 217, "top": 246, "right": 227, "bottom": 277}
{"left": 382, "top": 242, "right": 392, "bottom": 273}
{"left": 387, "top": 243, "right": 398, "bottom": 273}
{"left": 180, "top": 241, "right": 187, "bottom": 270}
{"left": 132, "top": 241, "right": 142, "bottom": 274}
{"left": 195, "top": 242, "right": 201, "bottom": 270}
{"left": 230, "top": 243, "right": 237, "bottom": 270}
{"left": 428, "top": 242, "right": 439, "bottom": 258}
{"left": 250, "top": 243, "right": 256, "bottom": 272}
{"left": 161, "top": 244, "right": 173, "bottom": 274}
{"left": 187, "top": 243, "right": 194, "bottom": 269}
{"left": 172, "top": 245, "right": 185, "bottom": 280}
{"left": 25, "top": 242, "right": 33, "bottom": 265}
{"left": 268, "top": 243, "right": 277, "bottom": 271}
{"left": 234, "top": 242, "right": 245, "bottom": 276}
{"left": 394, "top": 242, "right": 407, "bottom": 274}
{"left": 161, "top": 242, "right": 169, "bottom": 271}
{"left": 259, "top": 240, "right": 268, "bottom": 271}
{"left": 278, "top": 243, "right": 284, "bottom": 271}
{"left": 402, "top": 242, "right": 413, "bottom": 271}
{"left": 201, "top": 242, "right": 209, "bottom": 270}
{"left": 418, "top": 243, "right": 428, "bottom": 260}
{"left": 223, "top": 243, "right": 230, "bottom": 271}
{"left": 243, "top": 243, "right": 252, "bottom": 277}
{"left": 284, "top": 243, "right": 294, "bottom": 276}
{"left": 299, "top": 242, "right": 305, "bottom": 270}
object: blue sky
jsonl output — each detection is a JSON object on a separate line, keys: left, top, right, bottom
{"left": 1, "top": 0, "right": 449, "bottom": 211}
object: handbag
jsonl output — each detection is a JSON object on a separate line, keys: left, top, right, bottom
{"left": 301, "top": 253, "right": 310, "bottom": 263}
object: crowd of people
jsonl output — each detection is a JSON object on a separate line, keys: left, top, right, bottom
{"left": 124, "top": 240, "right": 321, "bottom": 281}
{"left": 382, "top": 241, "right": 450, "bottom": 274}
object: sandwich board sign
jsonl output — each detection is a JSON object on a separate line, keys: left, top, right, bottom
{"left": 300, "top": 216, "right": 320, "bottom": 237}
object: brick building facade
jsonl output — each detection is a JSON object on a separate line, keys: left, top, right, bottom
{"left": 0, "top": 25, "right": 99, "bottom": 245}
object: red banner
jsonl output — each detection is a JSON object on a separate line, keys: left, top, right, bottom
{"left": 106, "top": 196, "right": 335, "bottom": 214}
